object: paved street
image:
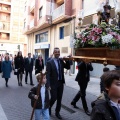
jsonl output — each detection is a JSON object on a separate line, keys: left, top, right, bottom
{"left": 0, "top": 72, "right": 100, "bottom": 120}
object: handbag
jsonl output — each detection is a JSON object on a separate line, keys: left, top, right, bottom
{"left": 14, "top": 69, "right": 18, "bottom": 75}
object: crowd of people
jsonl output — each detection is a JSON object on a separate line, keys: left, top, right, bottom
{"left": 0, "top": 48, "right": 120, "bottom": 120}
{"left": 0, "top": 52, "right": 44, "bottom": 87}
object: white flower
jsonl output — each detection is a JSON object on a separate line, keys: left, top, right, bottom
{"left": 102, "top": 34, "right": 113, "bottom": 44}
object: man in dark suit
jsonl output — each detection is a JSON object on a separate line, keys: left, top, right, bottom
{"left": 24, "top": 53, "right": 34, "bottom": 85}
{"left": 46, "top": 47, "right": 70, "bottom": 119}
{"left": 71, "top": 60, "right": 93, "bottom": 116}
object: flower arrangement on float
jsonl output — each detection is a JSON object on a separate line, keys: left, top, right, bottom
{"left": 75, "top": 22, "right": 120, "bottom": 49}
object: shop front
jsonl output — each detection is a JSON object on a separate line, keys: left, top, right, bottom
{"left": 34, "top": 44, "right": 50, "bottom": 64}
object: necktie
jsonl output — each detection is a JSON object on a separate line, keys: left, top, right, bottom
{"left": 29, "top": 58, "right": 31, "bottom": 64}
{"left": 57, "top": 59, "right": 62, "bottom": 80}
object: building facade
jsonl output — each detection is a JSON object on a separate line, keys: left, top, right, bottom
{"left": 0, "top": 0, "right": 27, "bottom": 56}
{"left": 24, "top": 0, "right": 118, "bottom": 75}
{"left": 23, "top": 0, "right": 80, "bottom": 64}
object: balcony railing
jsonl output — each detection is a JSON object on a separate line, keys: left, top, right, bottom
{"left": 30, "top": 0, "right": 35, "bottom": 13}
{"left": 0, "top": 0, "right": 11, "bottom": 5}
{"left": 29, "top": 19, "right": 34, "bottom": 29}
{"left": 0, "top": 16, "right": 10, "bottom": 21}
{"left": 52, "top": 4, "right": 65, "bottom": 20}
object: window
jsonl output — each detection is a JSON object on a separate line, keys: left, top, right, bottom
{"left": 39, "top": 7, "right": 43, "bottom": 18}
{"left": 36, "top": 35, "right": 40, "bottom": 43}
{"left": 59, "top": 26, "right": 64, "bottom": 39}
{"left": 35, "top": 32, "right": 48, "bottom": 43}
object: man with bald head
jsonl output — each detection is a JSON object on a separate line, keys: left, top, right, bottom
{"left": 46, "top": 47, "right": 70, "bottom": 119}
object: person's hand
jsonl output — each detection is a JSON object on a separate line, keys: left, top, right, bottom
{"left": 84, "top": 59, "right": 92, "bottom": 64}
{"left": 34, "top": 95, "right": 39, "bottom": 100}
{"left": 48, "top": 87, "right": 51, "bottom": 90}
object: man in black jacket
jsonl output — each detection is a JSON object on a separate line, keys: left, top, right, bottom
{"left": 71, "top": 60, "right": 93, "bottom": 116}
{"left": 46, "top": 47, "right": 70, "bottom": 119}
{"left": 24, "top": 53, "right": 34, "bottom": 85}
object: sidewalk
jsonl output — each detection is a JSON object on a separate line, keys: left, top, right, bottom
{"left": 0, "top": 72, "right": 98, "bottom": 120}
{"left": 65, "top": 74, "right": 100, "bottom": 97}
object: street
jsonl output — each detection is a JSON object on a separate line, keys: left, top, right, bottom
{"left": 0, "top": 72, "right": 100, "bottom": 120}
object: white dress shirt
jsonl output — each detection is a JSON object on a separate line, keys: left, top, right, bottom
{"left": 40, "top": 84, "right": 45, "bottom": 109}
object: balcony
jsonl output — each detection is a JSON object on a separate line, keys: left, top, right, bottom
{"left": 0, "top": 0, "right": 11, "bottom": 5}
{"left": 0, "top": 22, "right": 10, "bottom": 33}
{"left": 52, "top": 3, "right": 71, "bottom": 24}
{"left": 23, "top": 16, "right": 51, "bottom": 35}
{"left": 30, "top": 0, "right": 35, "bottom": 14}
{"left": 0, "top": 16, "right": 10, "bottom": 22}
{"left": 56, "top": 0, "right": 64, "bottom": 5}
{"left": 29, "top": 19, "right": 34, "bottom": 29}
{"left": 0, "top": 6, "right": 11, "bottom": 13}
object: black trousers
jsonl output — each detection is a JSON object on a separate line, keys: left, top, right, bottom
{"left": 72, "top": 80, "right": 88, "bottom": 111}
{"left": 5, "top": 78, "right": 8, "bottom": 83}
{"left": 25, "top": 70, "right": 33, "bottom": 84}
{"left": 50, "top": 81, "right": 64, "bottom": 113}
{"left": 17, "top": 72, "right": 23, "bottom": 83}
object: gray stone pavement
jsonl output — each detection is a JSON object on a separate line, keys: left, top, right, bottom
{"left": 0, "top": 71, "right": 100, "bottom": 120}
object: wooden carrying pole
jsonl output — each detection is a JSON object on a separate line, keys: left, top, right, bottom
{"left": 30, "top": 72, "right": 46, "bottom": 120}
{"left": 63, "top": 56, "right": 120, "bottom": 66}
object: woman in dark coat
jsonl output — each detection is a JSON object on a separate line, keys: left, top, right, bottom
{"left": 14, "top": 51, "right": 24, "bottom": 86}
{"left": 1, "top": 55, "right": 12, "bottom": 87}
{"left": 35, "top": 55, "right": 44, "bottom": 75}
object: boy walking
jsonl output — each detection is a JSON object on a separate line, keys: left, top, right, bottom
{"left": 28, "top": 73, "right": 50, "bottom": 120}
{"left": 91, "top": 70, "right": 120, "bottom": 120}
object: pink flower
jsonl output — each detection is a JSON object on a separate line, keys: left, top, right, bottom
{"left": 87, "top": 35, "right": 92, "bottom": 39}
{"left": 115, "top": 35, "right": 120, "bottom": 41}
{"left": 92, "top": 27, "right": 102, "bottom": 34}
{"left": 92, "top": 36, "right": 100, "bottom": 41}
{"left": 82, "top": 37, "right": 87, "bottom": 42}
{"left": 90, "top": 31, "right": 95, "bottom": 36}
{"left": 118, "top": 35, "right": 120, "bottom": 40}
{"left": 109, "top": 32, "right": 117, "bottom": 36}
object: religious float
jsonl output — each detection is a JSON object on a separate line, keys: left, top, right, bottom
{"left": 71, "top": 1, "right": 120, "bottom": 66}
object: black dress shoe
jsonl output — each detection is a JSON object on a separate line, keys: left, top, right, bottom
{"left": 71, "top": 102, "right": 79, "bottom": 109}
{"left": 85, "top": 110, "right": 91, "bottom": 116}
{"left": 55, "top": 113, "right": 62, "bottom": 119}
{"left": 49, "top": 108, "right": 51, "bottom": 116}
{"left": 6, "top": 83, "right": 8, "bottom": 87}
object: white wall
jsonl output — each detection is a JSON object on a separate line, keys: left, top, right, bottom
{"left": 90, "top": 63, "right": 115, "bottom": 77}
